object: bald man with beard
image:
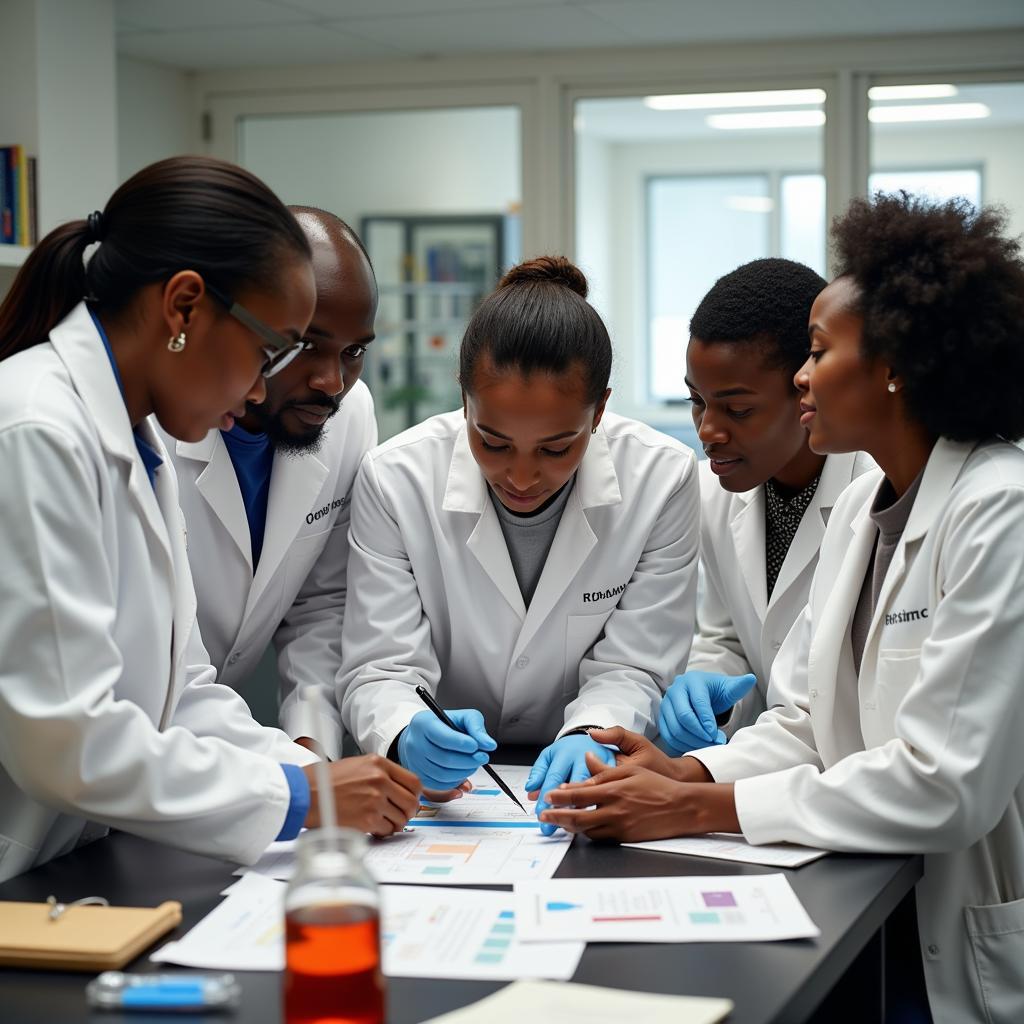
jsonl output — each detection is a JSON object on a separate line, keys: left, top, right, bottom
{"left": 164, "top": 207, "right": 378, "bottom": 763}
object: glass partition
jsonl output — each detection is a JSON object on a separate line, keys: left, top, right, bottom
{"left": 240, "top": 106, "right": 522, "bottom": 440}
{"left": 575, "top": 89, "right": 825, "bottom": 437}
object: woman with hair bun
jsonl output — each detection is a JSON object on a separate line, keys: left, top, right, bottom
{"left": 543, "top": 193, "right": 1024, "bottom": 1022}
{"left": 338, "top": 255, "right": 700, "bottom": 827}
{"left": 0, "top": 157, "right": 421, "bottom": 882}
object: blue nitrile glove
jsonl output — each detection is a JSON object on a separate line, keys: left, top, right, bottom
{"left": 526, "top": 735, "right": 616, "bottom": 836}
{"left": 397, "top": 709, "right": 497, "bottom": 791}
{"left": 658, "top": 671, "right": 758, "bottom": 755}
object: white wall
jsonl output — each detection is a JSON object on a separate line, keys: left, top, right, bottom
{"left": 34, "top": 0, "right": 117, "bottom": 232}
{"left": 117, "top": 56, "right": 194, "bottom": 183}
{"left": 873, "top": 125, "right": 1024, "bottom": 240}
{"left": 239, "top": 106, "right": 520, "bottom": 229}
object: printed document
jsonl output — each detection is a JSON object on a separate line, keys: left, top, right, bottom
{"left": 415, "top": 765, "right": 539, "bottom": 827}
{"left": 515, "top": 873, "right": 820, "bottom": 943}
{"left": 153, "top": 874, "right": 584, "bottom": 981}
{"left": 624, "top": 833, "right": 828, "bottom": 868}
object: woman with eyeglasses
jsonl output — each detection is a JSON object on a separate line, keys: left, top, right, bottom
{"left": 0, "top": 156, "right": 420, "bottom": 882}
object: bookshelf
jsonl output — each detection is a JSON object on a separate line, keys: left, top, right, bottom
{"left": 360, "top": 213, "right": 509, "bottom": 440}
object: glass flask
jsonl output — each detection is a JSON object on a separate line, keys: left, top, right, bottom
{"left": 284, "top": 828, "right": 384, "bottom": 1024}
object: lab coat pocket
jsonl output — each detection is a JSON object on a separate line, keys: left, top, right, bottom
{"left": 966, "top": 895, "right": 1024, "bottom": 1024}
{"left": 872, "top": 648, "right": 920, "bottom": 736}
{"left": 563, "top": 612, "right": 612, "bottom": 695}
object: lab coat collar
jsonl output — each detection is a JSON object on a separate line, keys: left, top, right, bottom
{"left": 176, "top": 431, "right": 253, "bottom": 573}
{"left": 769, "top": 451, "right": 860, "bottom": 609}
{"left": 442, "top": 420, "right": 622, "bottom": 514}
{"left": 248, "top": 444, "right": 330, "bottom": 610}
{"left": 903, "top": 437, "right": 975, "bottom": 542}
{"left": 51, "top": 303, "right": 138, "bottom": 469}
{"left": 729, "top": 485, "right": 767, "bottom": 619}
{"left": 858, "top": 437, "right": 974, "bottom": 666}
{"left": 445, "top": 421, "right": 620, "bottom": 630}
{"left": 49, "top": 303, "right": 173, "bottom": 566}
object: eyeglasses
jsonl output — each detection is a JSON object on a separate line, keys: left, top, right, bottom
{"left": 206, "top": 282, "right": 311, "bottom": 378}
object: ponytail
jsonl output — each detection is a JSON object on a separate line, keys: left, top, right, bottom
{"left": 0, "top": 221, "right": 93, "bottom": 360}
{"left": 0, "top": 156, "right": 311, "bottom": 363}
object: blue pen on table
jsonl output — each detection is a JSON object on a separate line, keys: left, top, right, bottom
{"left": 413, "top": 685, "right": 529, "bottom": 815}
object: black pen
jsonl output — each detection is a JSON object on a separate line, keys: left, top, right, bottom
{"left": 414, "top": 685, "right": 529, "bottom": 815}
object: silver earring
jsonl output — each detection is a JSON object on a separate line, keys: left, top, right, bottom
{"left": 168, "top": 331, "right": 186, "bottom": 353}
{"left": 591, "top": 427, "right": 598, "bottom": 434}
{"left": 887, "top": 382, "right": 897, "bottom": 393}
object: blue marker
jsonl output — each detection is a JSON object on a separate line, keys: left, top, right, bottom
{"left": 85, "top": 972, "right": 241, "bottom": 1012}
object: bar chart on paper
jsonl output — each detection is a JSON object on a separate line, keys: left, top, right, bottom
{"left": 515, "top": 875, "right": 820, "bottom": 943}
{"left": 154, "top": 875, "right": 584, "bottom": 981}
{"left": 365, "top": 825, "right": 571, "bottom": 885}
{"left": 380, "top": 885, "right": 583, "bottom": 981}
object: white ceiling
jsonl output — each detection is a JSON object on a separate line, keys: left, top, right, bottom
{"left": 115, "top": 0, "right": 1024, "bottom": 71}
{"left": 578, "top": 83, "right": 1024, "bottom": 142}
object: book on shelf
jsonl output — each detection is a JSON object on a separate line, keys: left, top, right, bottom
{"left": 1, "top": 145, "right": 38, "bottom": 247}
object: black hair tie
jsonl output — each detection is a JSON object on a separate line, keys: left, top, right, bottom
{"left": 85, "top": 210, "right": 104, "bottom": 243}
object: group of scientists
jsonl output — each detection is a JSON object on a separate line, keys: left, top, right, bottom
{"left": 0, "top": 154, "right": 1021, "bottom": 1023}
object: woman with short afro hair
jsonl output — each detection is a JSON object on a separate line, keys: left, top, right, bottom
{"left": 541, "top": 193, "right": 1024, "bottom": 1024}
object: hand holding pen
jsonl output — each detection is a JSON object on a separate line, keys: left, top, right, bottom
{"left": 403, "top": 686, "right": 528, "bottom": 813}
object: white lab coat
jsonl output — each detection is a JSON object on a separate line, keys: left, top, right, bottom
{"left": 0, "top": 303, "right": 317, "bottom": 883}
{"left": 338, "top": 410, "right": 700, "bottom": 756}
{"left": 695, "top": 437, "right": 1024, "bottom": 1024}
{"left": 689, "top": 452, "right": 874, "bottom": 735}
{"left": 163, "top": 382, "right": 377, "bottom": 758}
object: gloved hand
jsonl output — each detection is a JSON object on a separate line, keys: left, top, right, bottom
{"left": 397, "top": 709, "right": 497, "bottom": 791}
{"left": 658, "top": 671, "right": 758, "bottom": 755}
{"left": 526, "top": 734, "right": 616, "bottom": 836}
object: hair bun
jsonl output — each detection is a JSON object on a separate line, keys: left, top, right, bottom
{"left": 498, "top": 255, "right": 588, "bottom": 299}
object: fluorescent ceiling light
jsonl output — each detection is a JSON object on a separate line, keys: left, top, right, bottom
{"left": 707, "top": 110, "right": 826, "bottom": 130}
{"left": 868, "top": 84, "right": 958, "bottom": 101}
{"left": 726, "top": 196, "right": 774, "bottom": 213}
{"left": 868, "top": 102, "right": 990, "bottom": 123}
{"left": 645, "top": 89, "right": 825, "bottom": 111}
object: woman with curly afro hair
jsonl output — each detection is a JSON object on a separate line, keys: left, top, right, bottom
{"left": 541, "top": 193, "right": 1024, "bottom": 1024}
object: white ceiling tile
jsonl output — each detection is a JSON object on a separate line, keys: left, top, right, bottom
{"left": 279, "top": 0, "right": 574, "bottom": 16}
{"left": 114, "top": 0, "right": 1024, "bottom": 67}
{"left": 116, "top": 23, "right": 404, "bottom": 69}
{"left": 115, "top": 0, "right": 307, "bottom": 33}
{"left": 579, "top": 0, "right": 1024, "bottom": 45}
{"left": 323, "top": 7, "right": 630, "bottom": 56}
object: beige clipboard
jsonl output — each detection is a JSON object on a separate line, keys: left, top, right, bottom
{"left": 0, "top": 899, "right": 182, "bottom": 971}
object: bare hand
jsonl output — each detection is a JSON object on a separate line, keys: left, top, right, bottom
{"left": 293, "top": 736, "right": 323, "bottom": 757}
{"left": 302, "top": 755, "right": 422, "bottom": 836}
{"left": 538, "top": 752, "right": 738, "bottom": 841}
{"left": 585, "top": 727, "right": 714, "bottom": 783}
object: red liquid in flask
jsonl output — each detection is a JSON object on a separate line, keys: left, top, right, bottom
{"left": 285, "top": 903, "right": 384, "bottom": 1024}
